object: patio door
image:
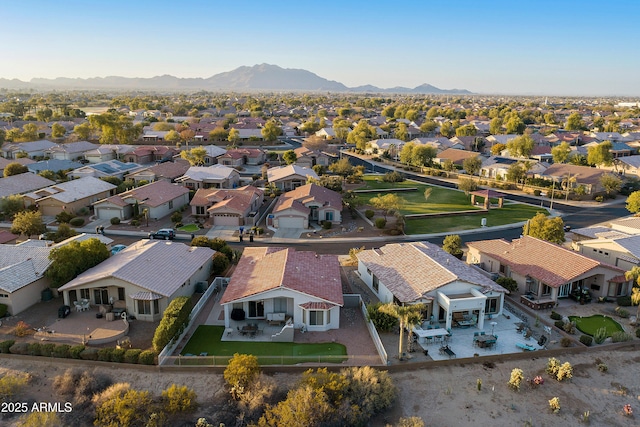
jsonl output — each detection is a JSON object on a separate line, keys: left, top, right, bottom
{"left": 558, "top": 283, "right": 572, "bottom": 298}
{"left": 93, "top": 289, "right": 109, "bottom": 305}
{"left": 69, "top": 290, "right": 78, "bottom": 304}
{"left": 248, "top": 300, "right": 264, "bottom": 318}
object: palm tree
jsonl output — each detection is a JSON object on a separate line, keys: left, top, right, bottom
{"left": 624, "top": 268, "right": 640, "bottom": 319}
{"left": 378, "top": 302, "right": 425, "bottom": 360}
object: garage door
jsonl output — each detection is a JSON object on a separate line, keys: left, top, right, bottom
{"left": 213, "top": 214, "right": 241, "bottom": 226}
{"left": 277, "top": 216, "right": 305, "bottom": 229}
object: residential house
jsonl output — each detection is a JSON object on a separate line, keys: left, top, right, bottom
{"left": 270, "top": 183, "right": 342, "bottom": 229}
{"left": 266, "top": 165, "right": 319, "bottom": 191}
{"left": 123, "top": 146, "right": 178, "bottom": 164}
{"left": 315, "top": 128, "right": 336, "bottom": 139}
{"left": 0, "top": 157, "right": 35, "bottom": 176}
{"left": 613, "top": 155, "right": 640, "bottom": 176}
{"left": 293, "top": 146, "right": 331, "bottom": 168}
{"left": 0, "top": 244, "right": 52, "bottom": 315}
{"left": 434, "top": 148, "right": 480, "bottom": 167}
{"left": 84, "top": 145, "right": 135, "bottom": 163}
{"left": 573, "top": 232, "right": 640, "bottom": 271}
{"left": 609, "top": 217, "right": 640, "bottom": 235}
{"left": 541, "top": 163, "right": 612, "bottom": 195}
{"left": 93, "top": 180, "right": 189, "bottom": 221}
{"left": 367, "top": 138, "right": 405, "bottom": 154}
{"left": 47, "top": 141, "right": 98, "bottom": 161}
{"left": 411, "top": 137, "right": 463, "bottom": 152}
{"left": 125, "top": 159, "right": 191, "bottom": 184}
{"left": 58, "top": 240, "right": 214, "bottom": 321}
{"left": 190, "top": 185, "right": 264, "bottom": 226}
{"left": 218, "top": 148, "right": 266, "bottom": 167}
{"left": 583, "top": 141, "right": 633, "bottom": 159}
{"left": 23, "top": 176, "right": 117, "bottom": 216}
{"left": 356, "top": 242, "right": 508, "bottom": 331}
{"left": 1, "top": 140, "right": 57, "bottom": 159}
{"left": 175, "top": 164, "right": 240, "bottom": 190}
{"left": 219, "top": 247, "right": 343, "bottom": 333}
{"left": 68, "top": 160, "right": 145, "bottom": 180}
{"left": 200, "top": 145, "right": 227, "bottom": 165}
{"left": 0, "top": 173, "right": 56, "bottom": 199}
{"left": 466, "top": 236, "right": 629, "bottom": 309}
{"left": 27, "top": 159, "right": 82, "bottom": 175}
{"left": 141, "top": 130, "right": 169, "bottom": 142}
{"left": 449, "top": 136, "right": 486, "bottom": 152}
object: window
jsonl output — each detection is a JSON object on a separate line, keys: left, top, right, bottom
{"left": 80, "top": 289, "right": 90, "bottom": 300}
{"left": 248, "top": 300, "right": 264, "bottom": 318}
{"left": 94, "top": 289, "right": 109, "bottom": 305}
{"left": 499, "top": 264, "right": 506, "bottom": 274}
{"left": 137, "top": 300, "right": 151, "bottom": 315}
{"left": 169, "top": 201, "right": 174, "bottom": 209}
{"left": 485, "top": 298, "right": 499, "bottom": 314}
{"left": 372, "top": 274, "right": 379, "bottom": 292}
{"left": 154, "top": 299, "right": 159, "bottom": 314}
{"left": 196, "top": 206, "right": 205, "bottom": 215}
{"left": 309, "top": 310, "right": 324, "bottom": 326}
{"left": 542, "top": 285, "right": 552, "bottom": 296}
{"left": 118, "top": 287, "right": 125, "bottom": 301}
{"left": 325, "top": 211, "right": 334, "bottom": 221}
{"left": 0, "top": 294, "right": 8, "bottom": 298}
{"left": 69, "top": 290, "right": 77, "bottom": 303}
{"left": 273, "top": 298, "right": 287, "bottom": 313}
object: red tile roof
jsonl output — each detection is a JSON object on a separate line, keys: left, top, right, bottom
{"left": 220, "top": 247, "right": 343, "bottom": 306}
{"left": 272, "top": 183, "right": 342, "bottom": 214}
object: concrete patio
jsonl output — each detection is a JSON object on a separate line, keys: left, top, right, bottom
{"left": 34, "top": 306, "right": 129, "bottom": 345}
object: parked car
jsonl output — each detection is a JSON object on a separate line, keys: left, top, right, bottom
{"left": 148, "top": 228, "right": 175, "bottom": 240}
{"left": 111, "top": 244, "right": 127, "bottom": 255}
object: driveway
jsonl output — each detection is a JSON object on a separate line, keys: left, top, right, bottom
{"left": 272, "top": 227, "right": 306, "bottom": 239}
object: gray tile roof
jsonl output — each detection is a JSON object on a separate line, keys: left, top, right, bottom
{"left": 23, "top": 176, "right": 116, "bottom": 203}
{"left": 0, "top": 173, "right": 56, "bottom": 198}
{"left": 0, "top": 245, "right": 52, "bottom": 293}
{"left": 58, "top": 240, "right": 214, "bottom": 297}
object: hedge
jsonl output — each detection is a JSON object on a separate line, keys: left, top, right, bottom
{"left": 152, "top": 296, "right": 192, "bottom": 353}
{"left": 579, "top": 335, "right": 593, "bottom": 346}
{"left": 69, "top": 217, "right": 85, "bottom": 226}
{"left": 0, "top": 342, "right": 152, "bottom": 364}
{"left": 111, "top": 348, "right": 125, "bottom": 363}
{"left": 139, "top": 350, "right": 156, "bottom": 365}
{"left": 124, "top": 349, "right": 142, "bottom": 364}
{"left": 0, "top": 340, "right": 15, "bottom": 353}
{"left": 69, "top": 345, "right": 85, "bottom": 359}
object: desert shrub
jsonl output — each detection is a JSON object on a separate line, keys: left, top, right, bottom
{"left": 550, "top": 311, "right": 562, "bottom": 321}
{"left": 224, "top": 353, "right": 260, "bottom": 400}
{"left": 533, "top": 189, "right": 541, "bottom": 196}
{"left": 495, "top": 277, "right": 518, "bottom": 292}
{"left": 8, "top": 342, "right": 29, "bottom": 355}
{"left": 594, "top": 195, "right": 604, "bottom": 202}
{"left": 597, "top": 363, "right": 608, "bottom": 372}
{"left": 75, "top": 371, "right": 112, "bottom": 408}
{"left": 617, "top": 296, "right": 632, "bottom": 306}
{"left": 27, "top": 342, "right": 42, "bottom": 356}
{"left": 615, "top": 307, "right": 630, "bottom": 318}
{"left": 0, "top": 303, "right": 7, "bottom": 318}
{"left": 152, "top": 296, "right": 191, "bottom": 353}
{"left": 546, "top": 357, "right": 560, "bottom": 376}
{"left": 0, "top": 373, "right": 30, "bottom": 400}
{"left": 508, "top": 368, "right": 524, "bottom": 390}
{"left": 382, "top": 171, "right": 404, "bottom": 182}
{"left": 554, "top": 320, "right": 565, "bottom": 329}
{"left": 556, "top": 362, "right": 573, "bottom": 381}
{"left": 124, "top": 349, "right": 142, "bottom": 364}
{"left": 13, "top": 320, "right": 31, "bottom": 337}
{"left": 53, "top": 369, "right": 80, "bottom": 396}
{"left": 69, "top": 345, "right": 85, "bottom": 359}
{"left": 579, "top": 335, "right": 593, "bottom": 346}
{"left": 110, "top": 348, "right": 125, "bottom": 363}
{"left": 17, "top": 412, "right": 62, "bottom": 427}
{"left": 0, "top": 340, "right": 15, "bottom": 353}
{"left": 55, "top": 211, "right": 75, "bottom": 223}
{"left": 549, "top": 396, "right": 561, "bottom": 413}
{"left": 110, "top": 217, "right": 121, "bottom": 225}
{"left": 130, "top": 219, "right": 140, "bottom": 226}
{"left": 560, "top": 337, "right": 572, "bottom": 347}
{"left": 162, "top": 384, "right": 198, "bottom": 414}
{"left": 366, "top": 302, "right": 399, "bottom": 332}
{"left": 375, "top": 218, "right": 387, "bottom": 229}
{"left": 365, "top": 209, "right": 375, "bottom": 219}
{"left": 235, "top": 372, "right": 277, "bottom": 418}
{"left": 52, "top": 344, "right": 71, "bottom": 358}
{"left": 563, "top": 320, "right": 577, "bottom": 334}
{"left": 40, "top": 343, "right": 56, "bottom": 356}
{"left": 593, "top": 327, "right": 608, "bottom": 344}
{"left": 138, "top": 350, "right": 156, "bottom": 365}
{"left": 611, "top": 331, "right": 633, "bottom": 342}
{"left": 80, "top": 347, "right": 99, "bottom": 361}
{"left": 322, "top": 220, "right": 332, "bottom": 229}
{"left": 97, "top": 348, "right": 114, "bottom": 362}
{"left": 69, "top": 217, "right": 85, "bottom": 226}
{"left": 396, "top": 417, "right": 426, "bottom": 427}
{"left": 171, "top": 211, "right": 183, "bottom": 223}
{"left": 94, "top": 385, "right": 152, "bottom": 427}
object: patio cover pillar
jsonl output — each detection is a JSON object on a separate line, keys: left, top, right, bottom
{"left": 498, "top": 197, "right": 504, "bottom": 208}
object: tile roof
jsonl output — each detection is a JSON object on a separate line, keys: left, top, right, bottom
{"left": 0, "top": 173, "right": 56, "bottom": 198}
{"left": 610, "top": 216, "right": 640, "bottom": 232}
{"left": 220, "top": 247, "right": 342, "bottom": 306}
{"left": 178, "top": 164, "right": 237, "bottom": 182}
{"left": 356, "top": 242, "right": 505, "bottom": 303}
{"left": 191, "top": 186, "right": 263, "bottom": 214}
{"left": 24, "top": 176, "right": 116, "bottom": 203}
{"left": 27, "top": 159, "right": 83, "bottom": 173}
{"left": 48, "top": 141, "right": 98, "bottom": 154}
{"left": 571, "top": 226, "right": 628, "bottom": 239}
{"left": 266, "top": 165, "right": 319, "bottom": 183}
{"left": 0, "top": 157, "right": 35, "bottom": 169}
{"left": 273, "top": 183, "right": 342, "bottom": 214}
{"left": 467, "top": 236, "right": 622, "bottom": 287}
{"left": 436, "top": 148, "right": 480, "bottom": 164}
{"left": 114, "top": 180, "right": 188, "bottom": 208}
{"left": 542, "top": 164, "right": 608, "bottom": 186}
{"left": 59, "top": 240, "right": 214, "bottom": 297}
{"left": 0, "top": 245, "right": 53, "bottom": 293}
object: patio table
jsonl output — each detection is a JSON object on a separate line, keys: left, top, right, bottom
{"left": 475, "top": 334, "right": 497, "bottom": 348}
{"left": 412, "top": 327, "right": 448, "bottom": 343}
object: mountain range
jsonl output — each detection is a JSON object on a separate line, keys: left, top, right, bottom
{"left": 0, "top": 64, "right": 472, "bottom": 94}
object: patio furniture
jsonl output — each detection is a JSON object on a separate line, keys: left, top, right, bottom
{"left": 439, "top": 345, "right": 456, "bottom": 358}
{"left": 80, "top": 299, "right": 90, "bottom": 311}
{"left": 475, "top": 334, "right": 497, "bottom": 349}
{"left": 225, "top": 328, "right": 233, "bottom": 337}
{"left": 516, "top": 342, "right": 537, "bottom": 351}
{"left": 267, "top": 312, "right": 286, "bottom": 326}
{"left": 74, "top": 301, "right": 83, "bottom": 312}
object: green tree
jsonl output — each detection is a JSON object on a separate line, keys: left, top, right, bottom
{"left": 0, "top": 194, "right": 25, "bottom": 218}
{"left": 505, "top": 114, "right": 526, "bottom": 134}
{"left": 208, "top": 127, "right": 229, "bottom": 141}
{"left": 332, "top": 119, "right": 351, "bottom": 140}
{"left": 462, "top": 156, "right": 482, "bottom": 176}
{"left": 51, "top": 122, "right": 66, "bottom": 138}
{"left": 180, "top": 146, "right": 207, "bottom": 166}
{"left": 17, "top": 411, "right": 63, "bottom": 427}
{"left": 439, "top": 122, "right": 454, "bottom": 138}
{"left": 457, "top": 177, "right": 478, "bottom": 195}
{"left": 38, "top": 169, "right": 57, "bottom": 181}
{"left": 261, "top": 120, "right": 282, "bottom": 142}
{"left": 489, "top": 117, "right": 503, "bottom": 135}
{"left": 506, "top": 134, "right": 535, "bottom": 158}
{"left": 455, "top": 124, "right": 477, "bottom": 137}
{"left": 543, "top": 112, "right": 557, "bottom": 125}
{"left": 411, "top": 145, "right": 437, "bottom": 167}
{"left": 282, "top": 150, "right": 297, "bottom": 165}
{"left": 506, "top": 163, "right": 525, "bottom": 184}
{"left": 587, "top": 141, "right": 613, "bottom": 167}
{"left": 211, "top": 251, "right": 230, "bottom": 275}
{"left": 490, "top": 143, "right": 506, "bottom": 156}
{"left": 625, "top": 190, "right": 640, "bottom": 214}
{"left": 3, "top": 162, "right": 29, "bottom": 177}
{"left": 11, "top": 210, "right": 46, "bottom": 238}
{"left": 228, "top": 128, "right": 240, "bottom": 144}
{"left": 551, "top": 141, "right": 571, "bottom": 164}
{"left": 399, "top": 142, "right": 414, "bottom": 164}
{"left": 420, "top": 120, "right": 437, "bottom": 133}
{"left": 224, "top": 354, "right": 260, "bottom": 400}
{"left": 378, "top": 303, "right": 424, "bottom": 360}
{"left": 153, "top": 122, "right": 175, "bottom": 131}
{"left": 73, "top": 122, "right": 91, "bottom": 140}
{"left": 164, "top": 130, "right": 181, "bottom": 144}
{"left": 347, "top": 120, "right": 377, "bottom": 151}
{"left": 370, "top": 193, "right": 403, "bottom": 219}
{"left": 328, "top": 158, "right": 354, "bottom": 177}
{"left": 599, "top": 173, "right": 622, "bottom": 196}
{"left": 443, "top": 234, "right": 463, "bottom": 259}
{"left": 523, "top": 212, "right": 565, "bottom": 244}
{"left": 394, "top": 123, "right": 409, "bottom": 141}
{"left": 46, "top": 238, "right": 110, "bottom": 287}
{"left": 565, "top": 112, "right": 586, "bottom": 130}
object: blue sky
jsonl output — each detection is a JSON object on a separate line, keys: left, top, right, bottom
{"left": 2, "top": 0, "right": 639, "bottom": 96}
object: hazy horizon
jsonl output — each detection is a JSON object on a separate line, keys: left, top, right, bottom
{"left": 3, "top": 0, "right": 640, "bottom": 97}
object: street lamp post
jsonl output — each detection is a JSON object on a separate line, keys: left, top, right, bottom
{"left": 550, "top": 178, "right": 556, "bottom": 211}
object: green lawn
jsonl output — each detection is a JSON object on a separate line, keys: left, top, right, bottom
{"left": 180, "top": 325, "right": 347, "bottom": 365}
{"left": 178, "top": 224, "right": 200, "bottom": 232}
{"left": 568, "top": 315, "right": 624, "bottom": 337}
{"left": 404, "top": 204, "right": 546, "bottom": 234}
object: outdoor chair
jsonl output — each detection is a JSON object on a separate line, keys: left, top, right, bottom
{"left": 425, "top": 336, "right": 433, "bottom": 345}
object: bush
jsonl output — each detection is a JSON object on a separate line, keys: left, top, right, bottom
{"left": 563, "top": 321, "right": 577, "bottom": 334}
{"left": 615, "top": 307, "right": 630, "bottom": 318}
{"left": 111, "top": 348, "right": 126, "bottom": 363}
{"left": 152, "top": 296, "right": 191, "bottom": 353}
{"left": 69, "top": 217, "right": 85, "bottom": 226}
{"left": 124, "top": 349, "right": 142, "bottom": 364}
{"left": 322, "top": 220, "right": 332, "bottom": 230}
{"left": 365, "top": 209, "right": 375, "bottom": 219}
{"left": 162, "top": 384, "right": 198, "bottom": 414}
{"left": 560, "top": 337, "right": 572, "bottom": 347}
{"left": 69, "top": 345, "right": 85, "bottom": 359}
{"left": 593, "top": 327, "right": 608, "bottom": 344}
{"left": 366, "top": 302, "right": 399, "bottom": 332}
{"left": 27, "top": 342, "right": 42, "bottom": 356}
{"left": 495, "top": 277, "right": 518, "bottom": 292}
{"left": 171, "top": 211, "right": 183, "bottom": 223}
{"left": 594, "top": 195, "right": 604, "bottom": 202}
{"left": 554, "top": 320, "right": 565, "bottom": 329}
{"left": 597, "top": 363, "right": 608, "bottom": 372}
{"left": 550, "top": 311, "right": 562, "bottom": 321}
{"left": 375, "top": 218, "right": 387, "bottom": 229}
{"left": 611, "top": 331, "right": 633, "bottom": 342}
{"left": 13, "top": 320, "right": 31, "bottom": 337}
{"left": 0, "top": 303, "right": 7, "bottom": 318}
{"left": 533, "top": 189, "right": 541, "bottom": 196}
{"left": 55, "top": 211, "right": 75, "bottom": 223}
{"left": 110, "top": 217, "right": 121, "bottom": 225}
{"left": 97, "top": 348, "right": 113, "bottom": 362}
{"left": 138, "top": 350, "right": 156, "bottom": 365}
{"left": 53, "top": 344, "right": 71, "bottom": 358}
{"left": 41, "top": 343, "right": 56, "bottom": 356}
{"left": 224, "top": 354, "right": 260, "bottom": 399}
{"left": 617, "top": 296, "right": 632, "bottom": 306}
{"left": 0, "top": 340, "right": 15, "bottom": 353}
{"left": 80, "top": 347, "right": 99, "bottom": 361}
{"left": 579, "top": 335, "right": 593, "bottom": 346}
{"left": 382, "top": 171, "right": 404, "bottom": 183}
{"left": 8, "top": 342, "right": 28, "bottom": 355}
{"left": 130, "top": 219, "right": 140, "bottom": 226}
